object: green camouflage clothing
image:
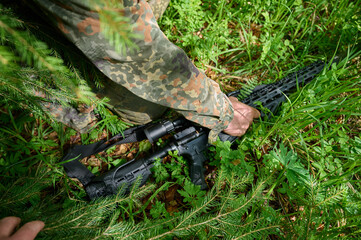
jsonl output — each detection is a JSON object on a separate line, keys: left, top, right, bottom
{"left": 147, "top": 0, "right": 171, "bottom": 20}
{"left": 34, "top": 90, "right": 97, "bottom": 133}
{"left": 33, "top": 0, "right": 234, "bottom": 143}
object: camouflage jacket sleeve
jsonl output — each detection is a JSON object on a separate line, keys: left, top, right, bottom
{"left": 33, "top": 0, "right": 234, "bottom": 143}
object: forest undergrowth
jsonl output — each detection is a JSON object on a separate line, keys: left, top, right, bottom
{"left": 1, "top": 0, "right": 361, "bottom": 239}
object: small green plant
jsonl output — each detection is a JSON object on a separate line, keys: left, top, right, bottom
{"left": 210, "top": 139, "right": 255, "bottom": 176}
{"left": 177, "top": 179, "right": 205, "bottom": 207}
{"left": 152, "top": 150, "right": 188, "bottom": 184}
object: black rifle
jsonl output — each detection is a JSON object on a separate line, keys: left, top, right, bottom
{"left": 62, "top": 60, "right": 329, "bottom": 200}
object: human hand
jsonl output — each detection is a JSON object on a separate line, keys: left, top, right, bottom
{"left": 0, "top": 217, "right": 44, "bottom": 240}
{"left": 223, "top": 96, "right": 260, "bottom": 136}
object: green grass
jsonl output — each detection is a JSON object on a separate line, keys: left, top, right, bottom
{"left": 1, "top": 0, "right": 361, "bottom": 239}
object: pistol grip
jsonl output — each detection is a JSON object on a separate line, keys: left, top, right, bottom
{"left": 189, "top": 153, "right": 207, "bottom": 190}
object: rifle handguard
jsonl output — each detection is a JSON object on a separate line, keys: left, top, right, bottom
{"left": 228, "top": 60, "right": 326, "bottom": 117}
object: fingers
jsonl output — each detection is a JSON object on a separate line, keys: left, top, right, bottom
{"left": 229, "top": 96, "right": 260, "bottom": 119}
{"left": 251, "top": 106, "right": 260, "bottom": 118}
{"left": 223, "top": 96, "right": 261, "bottom": 137}
{"left": 0, "top": 217, "right": 21, "bottom": 238}
{"left": 0, "top": 217, "right": 44, "bottom": 240}
{"left": 11, "top": 221, "right": 44, "bottom": 240}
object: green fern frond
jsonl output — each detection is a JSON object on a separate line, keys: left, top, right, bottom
{"left": 238, "top": 77, "right": 259, "bottom": 100}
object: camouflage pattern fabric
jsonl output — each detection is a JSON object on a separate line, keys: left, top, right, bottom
{"left": 147, "top": 0, "right": 171, "bottom": 20}
{"left": 94, "top": 75, "right": 168, "bottom": 124}
{"left": 33, "top": 0, "right": 234, "bottom": 143}
{"left": 33, "top": 90, "right": 96, "bottom": 133}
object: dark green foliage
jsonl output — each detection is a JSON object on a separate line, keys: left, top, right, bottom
{"left": 0, "top": 5, "right": 95, "bottom": 111}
